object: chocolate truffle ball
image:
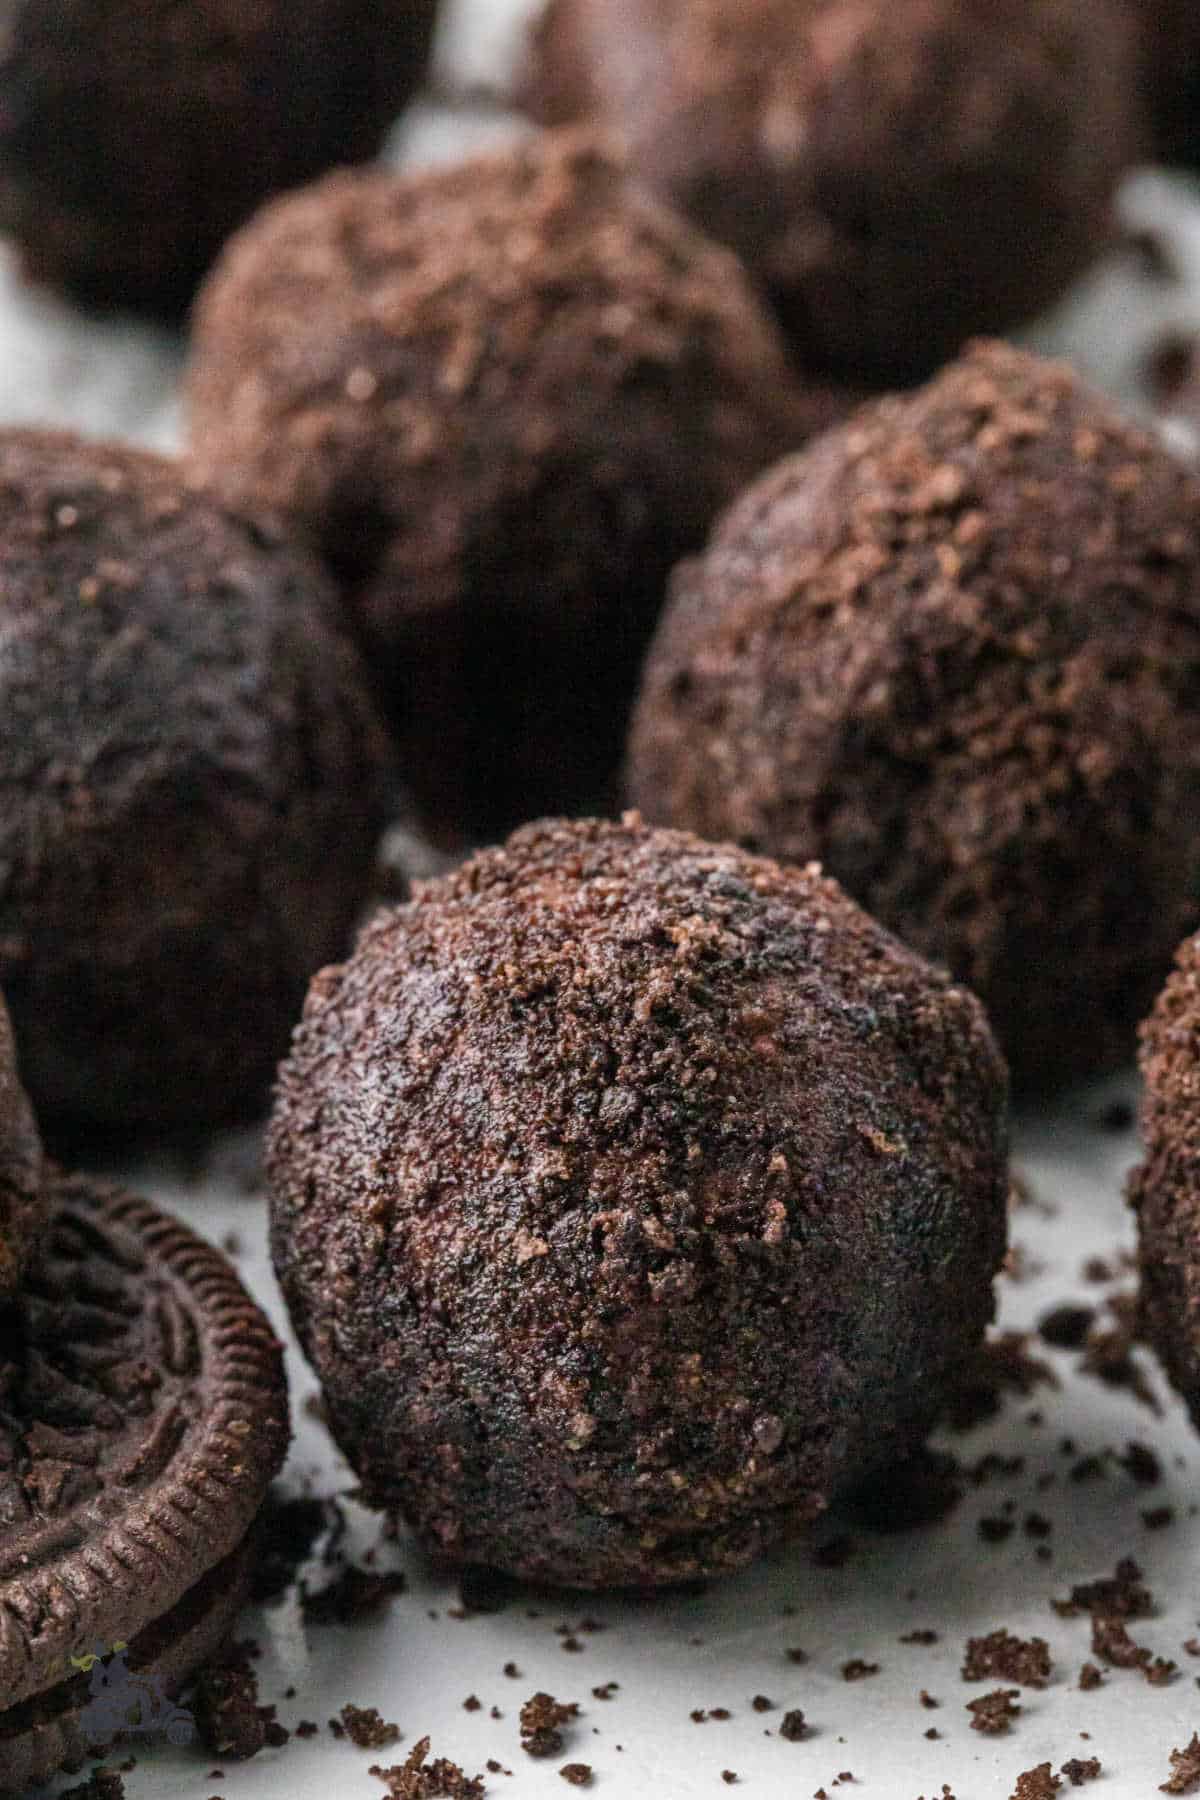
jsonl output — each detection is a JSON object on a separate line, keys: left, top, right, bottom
{"left": 0, "top": 994, "right": 43, "bottom": 1301}
{"left": 0, "top": 0, "right": 440, "bottom": 313}
{"left": 628, "top": 340, "right": 1200, "bottom": 1091}
{"left": 186, "top": 131, "right": 852, "bottom": 845}
{"left": 1131, "top": 934, "right": 1200, "bottom": 1429}
{"left": 523, "top": 0, "right": 1138, "bottom": 384}
{"left": 0, "top": 429, "right": 391, "bottom": 1131}
{"left": 268, "top": 814, "right": 1008, "bottom": 1589}
{"left": 1129, "top": 0, "right": 1200, "bottom": 168}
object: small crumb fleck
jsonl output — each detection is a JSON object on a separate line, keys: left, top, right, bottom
{"left": 966, "top": 1688, "right": 1021, "bottom": 1735}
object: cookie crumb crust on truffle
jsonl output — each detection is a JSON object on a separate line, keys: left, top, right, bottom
{"left": 268, "top": 813, "right": 1007, "bottom": 1589}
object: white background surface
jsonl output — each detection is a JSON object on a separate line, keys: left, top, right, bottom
{"left": 9, "top": 2, "right": 1200, "bottom": 1794}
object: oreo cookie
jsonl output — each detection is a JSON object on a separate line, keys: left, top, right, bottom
{"left": 0, "top": 995, "right": 43, "bottom": 1304}
{"left": 0, "top": 1169, "right": 289, "bottom": 1789}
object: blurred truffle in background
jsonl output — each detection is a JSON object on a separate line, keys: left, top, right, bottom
{"left": 628, "top": 340, "right": 1200, "bottom": 1091}
{"left": 0, "top": 429, "right": 392, "bottom": 1132}
{"left": 522, "top": 0, "right": 1141, "bottom": 386}
{"left": 186, "top": 130, "right": 852, "bottom": 847}
{"left": 1130, "top": 0, "right": 1200, "bottom": 170}
{"left": 0, "top": 0, "right": 441, "bottom": 314}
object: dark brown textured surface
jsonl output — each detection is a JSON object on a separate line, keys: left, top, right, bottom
{"left": 628, "top": 340, "right": 1200, "bottom": 1090}
{"left": 0, "top": 0, "right": 439, "bottom": 314}
{"left": 186, "top": 130, "right": 853, "bottom": 845}
{"left": 0, "top": 1167, "right": 288, "bottom": 1782}
{"left": 0, "top": 992, "right": 42, "bottom": 1300}
{"left": 1129, "top": 0, "right": 1200, "bottom": 169}
{"left": 267, "top": 814, "right": 1008, "bottom": 1590}
{"left": 1131, "top": 934, "right": 1200, "bottom": 1434}
{"left": 523, "top": 0, "right": 1137, "bottom": 384}
{"left": 0, "top": 428, "right": 391, "bottom": 1130}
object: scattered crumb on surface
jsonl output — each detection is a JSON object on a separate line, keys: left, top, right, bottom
{"left": 966, "top": 1688, "right": 1021, "bottom": 1735}
{"left": 520, "top": 1693, "right": 579, "bottom": 1758}
{"left": 962, "top": 1630, "right": 1052, "bottom": 1687}
{"left": 340, "top": 1704, "right": 401, "bottom": 1749}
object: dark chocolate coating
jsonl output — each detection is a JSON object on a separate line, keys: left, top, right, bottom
{"left": 523, "top": 0, "right": 1138, "bottom": 384}
{"left": 186, "top": 131, "right": 854, "bottom": 845}
{"left": 627, "top": 340, "right": 1200, "bottom": 1091}
{"left": 0, "top": 429, "right": 391, "bottom": 1130}
{"left": 1130, "top": 0, "right": 1200, "bottom": 168}
{"left": 0, "top": 0, "right": 440, "bottom": 314}
{"left": 1131, "top": 936, "right": 1200, "bottom": 1432}
{"left": 268, "top": 814, "right": 1008, "bottom": 1590}
{"left": 0, "top": 993, "right": 41, "bottom": 1300}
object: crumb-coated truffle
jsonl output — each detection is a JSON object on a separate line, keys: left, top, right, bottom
{"left": 186, "top": 131, "right": 852, "bottom": 845}
{"left": 627, "top": 340, "right": 1200, "bottom": 1091}
{"left": 523, "top": 0, "right": 1138, "bottom": 384}
{"left": 0, "top": 429, "right": 392, "bottom": 1131}
{"left": 1131, "top": 935, "right": 1200, "bottom": 1430}
{"left": 267, "top": 814, "right": 1008, "bottom": 1589}
{"left": 0, "top": 994, "right": 42, "bottom": 1301}
{"left": 0, "top": 0, "right": 440, "bottom": 314}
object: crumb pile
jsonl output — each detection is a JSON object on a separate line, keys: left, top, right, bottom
{"left": 523, "top": 0, "right": 1139, "bottom": 383}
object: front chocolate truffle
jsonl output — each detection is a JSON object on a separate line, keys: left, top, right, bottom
{"left": 0, "top": 429, "right": 392, "bottom": 1131}
{"left": 268, "top": 814, "right": 1008, "bottom": 1590}
{"left": 0, "top": 994, "right": 42, "bottom": 1302}
{"left": 1131, "top": 937, "right": 1200, "bottom": 1432}
{"left": 186, "top": 131, "right": 852, "bottom": 845}
{"left": 628, "top": 340, "right": 1200, "bottom": 1091}
{"left": 523, "top": 0, "right": 1138, "bottom": 384}
{"left": 0, "top": 0, "right": 440, "bottom": 313}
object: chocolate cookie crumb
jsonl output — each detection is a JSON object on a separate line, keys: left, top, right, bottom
{"left": 1163, "top": 1736, "right": 1200, "bottom": 1794}
{"left": 1078, "top": 1664, "right": 1104, "bottom": 1690}
{"left": 1039, "top": 1307, "right": 1096, "bottom": 1350}
{"left": 1060, "top": 1558, "right": 1153, "bottom": 1621}
{"left": 780, "top": 1711, "right": 808, "bottom": 1741}
{"left": 520, "top": 1694, "right": 579, "bottom": 1758}
{"left": 340, "top": 1705, "right": 401, "bottom": 1749}
{"left": 963, "top": 1631, "right": 1052, "bottom": 1687}
{"left": 303, "top": 1565, "right": 406, "bottom": 1625}
{"left": 251, "top": 1495, "right": 333, "bottom": 1602}
{"left": 560, "top": 1767, "right": 593, "bottom": 1787}
{"left": 841, "top": 1661, "right": 880, "bottom": 1682}
{"left": 967, "top": 1689, "right": 1021, "bottom": 1734}
{"left": 194, "top": 1642, "right": 289, "bottom": 1761}
{"left": 1011, "top": 1767, "right": 1061, "bottom": 1800}
{"left": 1060, "top": 1759, "right": 1102, "bottom": 1785}
{"left": 370, "top": 1738, "right": 484, "bottom": 1799}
